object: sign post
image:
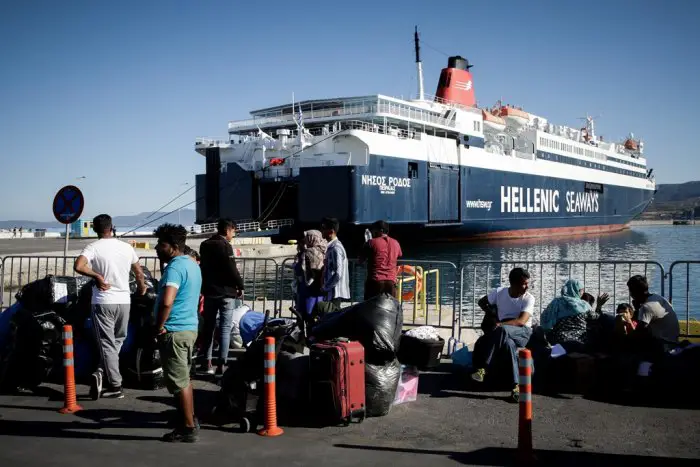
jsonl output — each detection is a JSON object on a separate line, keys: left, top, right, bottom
{"left": 52, "top": 185, "right": 85, "bottom": 275}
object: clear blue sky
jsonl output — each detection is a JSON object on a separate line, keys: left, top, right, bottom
{"left": 1, "top": 0, "right": 698, "bottom": 221}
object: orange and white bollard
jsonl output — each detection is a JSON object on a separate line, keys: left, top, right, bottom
{"left": 517, "top": 348, "right": 535, "bottom": 464}
{"left": 59, "top": 325, "right": 82, "bottom": 414}
{"left": 258, "top": 336, "right": 283, "bottom": 437}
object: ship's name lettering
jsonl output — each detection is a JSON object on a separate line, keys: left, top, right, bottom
{"left": 361, "top": 175, "right": 412, "bottom": 189}
{"left": 500, "top": 186, "right": 600, "bottom": 214}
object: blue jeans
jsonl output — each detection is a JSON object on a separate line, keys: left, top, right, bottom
{"left": 473, "top": 325, "right": 532, "bottom": 386}
{"left": 201, "top": 297, "right": 237, "bottom": 367}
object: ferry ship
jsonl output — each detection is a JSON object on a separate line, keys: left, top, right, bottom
{"left": 194, "top": 28, "right": 655, "bottom": 241}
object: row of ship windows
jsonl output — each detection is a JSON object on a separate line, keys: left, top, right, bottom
{"left": 538, "top": 137, "right": 645, "bottom": 170}
{"left": 607, "top": 156, "right": 646, "bottom": 169}
{"left": 539, "top": 137, "right": 606, "bottom": 160}
{"left": 537, "top": 151, "right": 647, "bottom": 178}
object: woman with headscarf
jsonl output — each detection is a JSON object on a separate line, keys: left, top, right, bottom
{"left": 540, "top": 279, "right": 609, "bottom": 351}
{"left": 294, "top": 230, "right": 327, "bottom": 318}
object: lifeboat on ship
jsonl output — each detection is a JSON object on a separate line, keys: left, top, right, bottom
{"left": 624, "top": 138, "right": 639, "bottom": 151}
{"left": 481, "top": 110, "right": 506, "bottom": 132}
{"left": 498, "top": 106, "right": 530, "bottom": 127}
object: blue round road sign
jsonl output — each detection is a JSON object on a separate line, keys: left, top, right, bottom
{"left": 53, "top": 185, "right": 85, "bottom": 224}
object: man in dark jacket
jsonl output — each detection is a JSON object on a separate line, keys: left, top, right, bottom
{"left": 198, "top": 219, "right": 244, "bottom": 375}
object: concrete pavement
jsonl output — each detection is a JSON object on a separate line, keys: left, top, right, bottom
{"left": 0, "top": 366, "right": 698, "bottom": 467}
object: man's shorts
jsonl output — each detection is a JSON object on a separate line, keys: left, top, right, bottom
{"left": 159, "top": 330, "right": 197, "bottom": 394}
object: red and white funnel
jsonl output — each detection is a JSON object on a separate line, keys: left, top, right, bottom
{"left": 435, "top": 56, "right": 476, "bottom": 107}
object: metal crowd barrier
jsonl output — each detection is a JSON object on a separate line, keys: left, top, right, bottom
{"left": 0, "top": 254, "right": 284, "bottom": 314}
{"left": 668, "top": 261, "right": 700, "bottom": 337}
{"left": 2, "top": 255, "right": 698, "bottom": 343}
{"left": 275, "top": 258, "right": 460, "bottom": 336}
{"left": 458, "top": 260, "right": 665, "bottom": 326}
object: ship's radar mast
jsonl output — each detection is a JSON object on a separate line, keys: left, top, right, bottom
{"left": 415, "top": 26, "right": 425, "bottom": 101}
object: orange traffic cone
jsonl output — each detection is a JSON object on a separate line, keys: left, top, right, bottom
{"left": 59, "top": 325, "right": 82, "bottom": 414}
{"left": 258, "top": 336, "right": 283, "bottom": 437}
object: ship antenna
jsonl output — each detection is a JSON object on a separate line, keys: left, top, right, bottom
{"left": 415, "top": 26, "right": 425, "bottom": 101}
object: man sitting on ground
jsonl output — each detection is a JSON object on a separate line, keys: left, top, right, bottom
{"left": 627, "top": 275, "right": 679, "bottom": 360}
{"left": 471, "top": 267, "right": 534, "bottom": 402}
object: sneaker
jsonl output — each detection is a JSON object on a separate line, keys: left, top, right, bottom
{"left": 102, "top": 386, "right": 124, "bottom": 399}
{"left": 168, "top": 414, "right": 201, "bottom": 431}
{"left": 162, "top": 427, "right": 199, "bottom": 443}
{"left": 215, "top": 365, "right": 225, "bottom": 377}
{"left": 202, "top": 361, "right": 216, "bottom": 375}
{"left": 90, "top": 371, "right": 103, "bottom": 401}
{"left": 470, "top": 368, "right": 486, "bottom": 383}
{"left": 511, "top": 384, "right": 520, "bottom": 403}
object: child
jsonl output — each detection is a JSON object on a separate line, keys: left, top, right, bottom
{"left": 581, "top": 292, "right": 596, "bottom": 308}
{"left": 615, "top": 302, "right": 637, "bottom": 335}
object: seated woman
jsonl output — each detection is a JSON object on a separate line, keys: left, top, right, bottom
{"left": 540, "top": 279, "right": 609, "bottom": 352}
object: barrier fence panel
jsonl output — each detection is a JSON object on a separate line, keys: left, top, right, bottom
{"left": 668, "top": 261, "right": 700, "bottom": 338}
{"left": 1, "top": 256, "right": 81, "bottom": 310}
{"left": 349, "top": 259, "right": 460, "bottom": 334}
{"left": 236, "top": 257, "right": 281, "bottom": 312}
{"left": 276, "top": 257, "right": 298, "bottom": 319}
{"left": 275, "top": 257, "right": 461, "bottom": 345}
{"left": 1, "top": 255, "right": 285, "bottom": 314}
{"left": 458, "top": 260, "right": 666, "bottom": 338}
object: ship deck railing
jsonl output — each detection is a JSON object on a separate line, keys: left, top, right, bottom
{"left": 227, "top": 96, "right": 458, "bottom": 133}
{"left": 197, "top": 218, "right": 294, "bottom": 235}
{"left": 195, "top": 137, "right": 232, "bottom": 147}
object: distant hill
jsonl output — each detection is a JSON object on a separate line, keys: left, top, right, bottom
{"left": 0, "top": 209, "right": 196, "bottom": 231}
{"left": 643, "top": 182, "right": 700, "bottom": 219}
{"left": 653, "top": 181, "right": 700, "bottom": 203}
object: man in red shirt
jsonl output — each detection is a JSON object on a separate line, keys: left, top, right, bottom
{"left": 360, "top": 220, "right": 403, "bottom": 300}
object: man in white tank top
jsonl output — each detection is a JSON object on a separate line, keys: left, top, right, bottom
{"left": 74, "top": 214, "right": 147, "bottom": 400}
{"left": 470, "top": 267, "right": 535, "bottom": 403}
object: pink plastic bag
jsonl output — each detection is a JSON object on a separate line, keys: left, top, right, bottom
{"left": 393, "top": 365, "right": 419, "bottom": 405}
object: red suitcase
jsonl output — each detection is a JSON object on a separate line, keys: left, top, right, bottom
{"left": 310, "top": 339, "right": 366, "bottom": 426}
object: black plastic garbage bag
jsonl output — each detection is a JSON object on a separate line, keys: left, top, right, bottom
{"left": 0, "top": 308, "right": 65, "bottom": 393}
{"left": 129, "top": 266, "right": 158, "bottom": 295}
{"left": 311, "top": 294, "right": 403, "bottom": 361}
{"left": 15, "top": 275, "right": 93, "bottom": 328}
{"left": 365, "top": 358, "right": 401, "bottom": 417}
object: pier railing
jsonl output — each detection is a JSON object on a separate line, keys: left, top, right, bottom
{"left": 2, "top": 256, "right": 698, "bottom": 350}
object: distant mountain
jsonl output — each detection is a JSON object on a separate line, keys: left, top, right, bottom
{"left": 0, "top": 209, "right": 196, "bottom": 230}
{"left": 643, "top": 182, "right": 700, "bottom": 219}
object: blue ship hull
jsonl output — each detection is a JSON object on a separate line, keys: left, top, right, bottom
{"left": 197, "top": 153, "right": 654, "bottom": 242}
